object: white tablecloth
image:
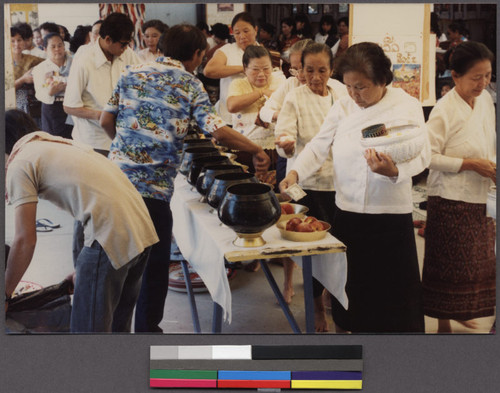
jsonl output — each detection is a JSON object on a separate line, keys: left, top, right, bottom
{"left": 171, "top": 175, "right": 348, "bottom": 322}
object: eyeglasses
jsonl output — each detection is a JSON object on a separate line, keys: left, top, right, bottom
{"left": 289, "top": 68, "right": 302, "bottom": 77}
{"left": 247, "top": 67, "right": 272, "bottom": 74}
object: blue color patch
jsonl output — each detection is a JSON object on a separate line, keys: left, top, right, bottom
{"left": 218, "top": 370, "right": 291, "bottom": 381}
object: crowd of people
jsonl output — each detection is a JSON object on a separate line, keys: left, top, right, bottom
{"left": 5, "top": 10, "right": 496, "bottom": 335}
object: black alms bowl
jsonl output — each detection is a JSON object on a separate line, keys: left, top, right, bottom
{"left": 196, "top": 164, "right": 244, "bottom": 196}
{"left": 187, "top": 155, "right": 230, "bottom": 186}
{"left": 179, "top": 146, "right": 220, "bottom": 176}
{"left": 207, "top": 172, "right": 258, "bottom": 209}
{"left": 218, "top": 183, "right": 281, "bottom": 234}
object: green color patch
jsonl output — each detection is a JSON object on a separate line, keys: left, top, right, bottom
{"left": 150, "top": 369, "right": 217, "bottom": 379}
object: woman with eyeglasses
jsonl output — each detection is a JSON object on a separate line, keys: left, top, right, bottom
{"left": 204, "top": 12, "right": 259, "bottom": 125}
{"left": 226, "top": 45, "right": 285, "bottom": 177}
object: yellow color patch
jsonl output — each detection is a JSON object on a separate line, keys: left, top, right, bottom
{"left": 291, "top": 380, "right": 362, "bottom": 389}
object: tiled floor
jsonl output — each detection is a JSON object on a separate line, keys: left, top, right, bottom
{"left": 4, "top": 198, "right": 495, "bottom": 334}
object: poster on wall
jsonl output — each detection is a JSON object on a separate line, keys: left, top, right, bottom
{"left": 350, "top": 3, "right": 435, "bottom": 105}
{"left": 9, "top": 3, "right": 38, "bottom": 27}
{"left": 206, "top": 3, "right": 246, "bottom": 27}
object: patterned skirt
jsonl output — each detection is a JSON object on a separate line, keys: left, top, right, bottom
{"left": 422, "top": 196, "right": 496, "bottom": 320}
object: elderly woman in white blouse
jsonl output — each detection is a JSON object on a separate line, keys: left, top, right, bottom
{"left": 281, "top": 42, "right": 430, "bottom": 333}
{"left": 422, "top": 41, "right": 496, "bottom": 333}
{"left": 274, "top": 42, "right": 347, "bottom": 331}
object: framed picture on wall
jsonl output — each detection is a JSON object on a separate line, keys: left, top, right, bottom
{"left": 323, "top": 4, "right": 334, "bottom": 14}
{"left": 307, "top": 4, "right": 319, "bottom": 14}
{"left": 206, "top": 3, "right": 246, "bottom": 27}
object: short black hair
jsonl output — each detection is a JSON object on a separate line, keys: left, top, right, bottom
{"left": 13, "top": 22, "right": 33, "bottom": 39}
{"left": 196, "top": 21, "right": 209, "bottom": 33}
{"left": 161, "top": 24, "right": 208, "bottom": 61}
{"left": 242, "top": 45, "right": 271, "bottom": 68}
{"left": 301, "top": 42, "right": 334, "bottom": 71}
{"left": 319, "top": 15, "right": 336, "bottom": 36}
{"left": 337, "top": 17, "right": 349, "bottom": 27}
{"left": 450, "top": 41, "right": 495, "bottom": 76}
{"left": 335, "top": 42, "right": 393, "bottom": 86}
{"left": 39, "top": 22, "right": 60, "bottom": 34}
{"left": 99, "top": 12, "right": 134, "bottom": 42}
{"left": 280, "top": 17, "right": 296, "bottom": 34}
{"left": 43, "top": 32, "right": 63, "bottom": 49}
{"left": 5, "top": 109, "right": 39, "bottom": 154}
{"left": 10, "top": 26, "right": 23, "bottom": 39}
{"left": 259, "top": 22, "right": 276, "bottom": 37}
{"left": 142, "top": 19, "right": 169, "bottom": 34}
{"left": 70, "top": 25, "right": 92, "bottom": 53}
{"left": 231, "top": 12, "right": 256, "bottom": 29}
{"left": 211, "top": 23, "right": 230, "bottom": 41}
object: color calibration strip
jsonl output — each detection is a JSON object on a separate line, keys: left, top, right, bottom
{"left": 150, "top": 345, "right": 363, "bottom": 390}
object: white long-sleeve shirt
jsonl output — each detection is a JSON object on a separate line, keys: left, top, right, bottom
{"left": 426, "top": 88, "right": 496, "bottom": 204}
{"left": 291, "top": 87, "right": 431, "bottom": 214}
{"left": 274, "top": 81, "right": 348, "bottom": 191}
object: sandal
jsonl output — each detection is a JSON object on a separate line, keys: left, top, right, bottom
{"left": 36, "top": 218, "right": 60, "bottom": 229}
{"left": 36, "top": 222, "right": 53, "bottom": 232}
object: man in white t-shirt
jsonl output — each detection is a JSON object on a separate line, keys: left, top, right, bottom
{"left": 63, "top": 13, "right": 140, "bottom": 154}
{"left": 5, "top": 109, "right": 159, "bottom": 333}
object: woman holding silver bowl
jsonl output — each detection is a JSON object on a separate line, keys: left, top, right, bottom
{"left": 280, "top": 42, "right": 430, "bottom": 333}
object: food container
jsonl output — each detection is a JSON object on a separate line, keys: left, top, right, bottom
{"left": 207, "top": 172, "right": 258, "bottom": 209}
{"left": 179, "top": 146, "right": 220, "bottom": 176}
{"left": 361, "top": 123, "right": 387, "bottom": 138}
{"left": 278, "top": 203, "right": 309, "bottom": 222}
{"left": 360, "top": 122, "right": 425, "bottom": 164}
{"left": 276, "top": 220, "right": 331, "bottom": 242}
{"left": 187, "top": 155, "right": 230, "bottom": 186}
{"left": 218, "top": 183, "right": 281, "bottom": 247}
{"left": 196, "top": 164, "right": 244, "bottom": 196}
{"left": 275, "top": 193, "right": 292, "bottom": 203}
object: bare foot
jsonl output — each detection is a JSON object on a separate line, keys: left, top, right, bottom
{"left": 282, "top": 286, "right": 295, "bottom": 304}
{"left": 314, "top": 296, "right": 329, "bottom": 332}
{"left": 456, "top": 319, "right": 479, "bottom": 330}
{"left": 244, "top": 260, "right": 261, "bottom": 272}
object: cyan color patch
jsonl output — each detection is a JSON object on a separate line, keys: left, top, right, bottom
{"left": 218, "top": 370, "right": 291, "bottom": 381}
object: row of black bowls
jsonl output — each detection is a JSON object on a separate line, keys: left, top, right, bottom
{"left": 179, "top": 141, "right": 281, "bottom": 247}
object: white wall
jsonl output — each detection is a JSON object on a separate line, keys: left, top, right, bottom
{"left": 37, "top": 3, "right": 198, "bottom": 36}
{"left": 145, "top": 3, "right": 197, "bottom": 26}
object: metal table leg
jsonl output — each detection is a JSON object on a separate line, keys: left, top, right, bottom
{"left": 259, "top": 260, "right": 302, "bottom": 334}
{"left": 180, "top": 260, "right": 201, "bottom": 333}
{"left": 212, "top": 302, "right": 223, "bottom": 333}
{"left": 302, "top": 255, "right": 314, "bottom": 333}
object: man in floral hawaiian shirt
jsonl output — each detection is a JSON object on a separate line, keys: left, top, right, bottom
{"left": 100, "top": 24, "right": 270, "bottom": 333}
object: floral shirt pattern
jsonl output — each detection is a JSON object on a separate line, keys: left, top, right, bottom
{"left": 104, "top": 57, "right": 225, "bottom": 202}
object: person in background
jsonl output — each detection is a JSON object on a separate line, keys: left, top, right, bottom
{"left": 138, "top": 19, "right": 169, "bottom": 63}
{"left": 90, "top": 20, "right": 103, "bottom": 44}
{"left": 63, "top": 12, "right": 140, "bottom": 155}
{"left": 314, "top": 14, "right": 337, "bottom": 48}
{"left": 278, "top": 17, "right": 300, "bottom": 77}
{"left": 39, "top": 22, "right": 60, "bottom": 39}
{"left": 11, "top": 25, "right": 44, "bottom": 122}
{"left": 32, "top": 33, "right": 73, "bottom": 138}
{"left": 204, "top": 12, "right": 259, "bottom": 125}
{"left": 100, "top": 24, "right": 270, "bottom": 332}
{"left": 69, "top": 25, "right": 92, "bottom": 54}
{"left": 422, "top": 41, "right": 496, "bottom": 334}
{"left": 58, "top": 24, "right": 71, "bottom": 52}
{"left": 33, "top": 27, "right": 44, "bottom": 50}
{"left": 18, "top": 22, "right": 46, "bottom": 58}
{"left": 5, "top": 109, "right": 158, "bottom": 333}
{"left": 431, "top": 12, "right": 447, "bottom": 45}
{"left": 331, "top": 17, "right": 349, "bottom": 59}
{"left": 258, "top": 22, "right": 279, "bottom": 51}
{"left": 274, "top": 43, "right": 348, "bottom": 331}
{"left": 197, "top": 23, "right": 231, "bottom": 105}
{"left": 294, "top": 13, "right": 313, "bottom": 39}
{"left": 258, "top": 22, "right": 281, "bottom": 69}
{"left": 197, "top": 21, "right": 216, "bottom": 49}
{"left": 280, "top": 42, "right": 430, "bottom": 333}
{"left": 447, "top": 22, "right": 467, "bottom": 48}
{"left": 226, "top": 45, "right": 285, "bottom": 177}
{"left": 439, "top": 81, "right": 453, "bottom": 99}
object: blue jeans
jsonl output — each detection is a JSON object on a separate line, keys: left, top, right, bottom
{"left": 70, "top": 240, "right": 150, "bottom": 333}
{"left": 134, "top": 197, "right": 172, "bottom": 333}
